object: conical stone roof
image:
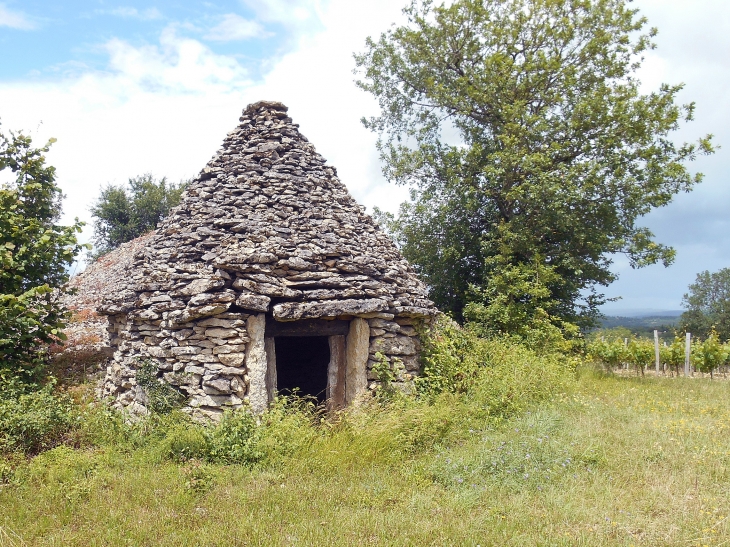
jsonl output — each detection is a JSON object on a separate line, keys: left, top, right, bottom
{"left": 100, "top": 101, "right": 435, "bottom": 320}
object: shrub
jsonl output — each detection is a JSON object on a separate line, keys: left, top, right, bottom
{"left": 255, "top": 396, "right": 319, "bottom": 462}
{"left": 417, "top": 315, "right": 481, "bottom": 397}
{"left": 157, "top": 422, "right": 209, "bottom": 463}
{"left": 417, "top": 315, "right": 575, "bottom": 413}
{"left": 90, "top": 174, "right": 187, "bottom": 257}
{"left": 1, "top": 129, "right": 85, "bottom": 385}
{"left": 146, "top": 399, "right": 316, "bottom": 467}
{"left": 0, "top": 385, "right": 77, "bottom": 454}
{"left": 205, "top": 409, "right": 264, "bottom": 466}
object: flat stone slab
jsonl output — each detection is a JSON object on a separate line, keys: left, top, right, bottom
{"left": 272, "top": 298, "right": 389, "bottom": 321}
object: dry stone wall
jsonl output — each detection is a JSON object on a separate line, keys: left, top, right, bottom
{"left": 99, "top": 101, "right": 436, "bottom": 420}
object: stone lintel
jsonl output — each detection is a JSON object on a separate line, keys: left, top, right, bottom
{"left": 272, "top": 298, "right": 388, "bottom": 322}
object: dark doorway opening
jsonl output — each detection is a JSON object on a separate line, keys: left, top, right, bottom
{"left": 275, "top": 336, "right": 330, "bottom": 403}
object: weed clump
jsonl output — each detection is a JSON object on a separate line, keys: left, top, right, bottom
{"left": 417, "top": 316, "right": 575, "bottom": 414}
{"left": 0, "top": 384, "right": 77, "bottom": 455}
{"left": 135, "top": 360, "right": 184, "bottom": 414}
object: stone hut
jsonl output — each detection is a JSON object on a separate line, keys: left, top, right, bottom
{"left": 99, "top": 101, "right": 437, "bottom": 420}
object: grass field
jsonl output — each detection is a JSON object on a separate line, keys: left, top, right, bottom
{"left": 2, "top": 370, "right": 730, "bottom": 546}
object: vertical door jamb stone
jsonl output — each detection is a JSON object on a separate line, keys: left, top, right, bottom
{"left": 245, "top": 313, "right": 268, "bottom": 413}
{"left": 327, "top": 335, "right": 346, "bottom": 410}
{"left": 264, "top": 337, "right": 277, "bottom": 404}
{"left": 345, "top": 317, "right": 370, "bottom": 405}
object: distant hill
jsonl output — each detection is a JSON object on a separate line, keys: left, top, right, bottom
{"left": 599, "top": 309, "right": 683, "bottom": 318}
{"left": 600, "top": 315, "right": 680, "bottom": 330}
{"left": 595, "top": 313, "right": 682, "bottom": 340}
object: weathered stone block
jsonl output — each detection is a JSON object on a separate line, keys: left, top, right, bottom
{"left": 203, "top": 377, "right": 232, "bottom": 394}
{"left": 345, "top": 317, "right": 369, "bottom": 404}
{"left": 179, "top": 304, "right": 231, "bottom": 323}
{"left": 235, "top": 293, "right": 271, "bottom": 312}
{"left": 205, "top": 328, "right": 238, "bottom": 339}
{"left": 176, "top": 278, "right": 226, "bottom": 296}
{"left": 213, "top": 344, "right": 247, "bottom": 355}
{"left": 197, "top": 317, "right": 246, "bottom": 328}
{"left": 245, "top": 313, "right": 268, "bottom": 414}
{"left": 171, "top": 346, "right": 198, "bottom": 356}
{"left": 218, "top": 352, "right": 245, "bottom": 367}
{"left": 369, "top": 336, "right": 416, "bottom": 356}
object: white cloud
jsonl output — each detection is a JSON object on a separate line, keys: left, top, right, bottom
{"left": 0, "top": 25, "right": 255, "bottom": 246}
{"left": 0, "top": 3, "right": 35, "bottom": 30}
{"left": 205, "top": 13, "right": 267, "bottom": 42}
{"left": 599, "top": 0, "right": 730, "bottom": 310}
{"left": 100, "top": 26, "right": 252, "bottom": 95}
{"left": 239, "top": 0, "right": 325, "bottom": 27}
{"left": 105, "top": 7, "right": 163, "bottom": 21}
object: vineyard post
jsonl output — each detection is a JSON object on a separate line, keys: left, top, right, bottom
{"left": 624, "top": 338, "right": 629, "bottom": 370}
{"left": 685, "top": 333, "right": 692, "bottom": 377}
{"left": 654, "top": 330, "right": 661, "bottom": 374}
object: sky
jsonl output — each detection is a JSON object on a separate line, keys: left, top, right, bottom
{"left": 0, "top": 0, "right": 728, "bottom": 316}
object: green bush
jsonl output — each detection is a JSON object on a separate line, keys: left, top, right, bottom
{"left": 255, "top": 396, "right": 318, "bottom": 462}
{"left": 157, "top": 422, "right": 209, "bottom": 463}
{"left": 0, "top": 385, "right": 77, "bottom": 454}
{"left": 417, "top": 315, "right": 575, "bottom": 402}
{"left": 1, "top": 129, "right": 85, "bottom": 385}
{"left": 466, "top": 338, "right": 574, "bottom": 419}
{"left": 90, "top": 174, "right": 187, "bottom": 257}
{"left": 417, "top": 316, "right": 481, "bottom": 397}
{"left": 205, "top": 409, "right": 264, "bottom": 466}
{"left": 155, "top": 397, "right": 317, "bottom": 466}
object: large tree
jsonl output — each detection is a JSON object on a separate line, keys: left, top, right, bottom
{"left": 0, "top": 128, "right": 84, "bottom": 383}
{"left": 90, "top": 174, "right": 186, "bottom": 257}
{"left": 680, "top": 268, "right": 730, "bottom": 341}
{"left": 356, "top": 0, "right": 714, "bottom": 333}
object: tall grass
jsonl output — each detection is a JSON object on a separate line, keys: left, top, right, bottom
{"left": 0, "top": 327, "right": 580, "bottom": 545}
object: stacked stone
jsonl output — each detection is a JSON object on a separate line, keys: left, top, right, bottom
{"left": 99, "top": 100, "right": 436, "bottom": 420}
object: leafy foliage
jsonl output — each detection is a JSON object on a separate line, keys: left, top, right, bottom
{"left": 357, "top": 0, "right": 714, "bottom": 331}
{"left": 0, "top": 385, "right": 76, "bottom": 455}
{"left": 679, "top": 268, "right": 730, "bottom": 340}
{"left": 586, "top": 331, "right": 730, "bottom": 377}
{"left": 695, "top": 330, "right": 727, "bottom": 378}
{"left": 135, "top": 361, "right": 184, "bottom": 414}
{"left": 205, "top": 409, "right": 264, "bottom": 466}
{"left": 417, "top": 315, "right": 574, "bottom": 403}
{"left": 0, "top": 128, "right": 85, "bottom": 383}
{"left": 89, "top": 174, "right": 186, "bottom": 256}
